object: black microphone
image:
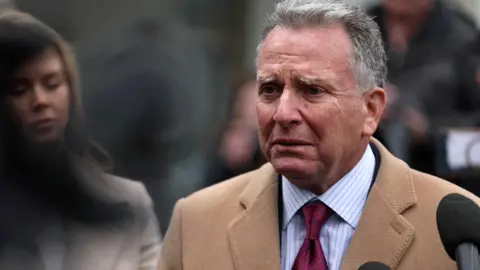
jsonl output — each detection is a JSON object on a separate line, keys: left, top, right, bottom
{"left": 436, "top": 193, "right": 480, "bottom": 270}
{"left": 358, "top": 261, "right": 391, "bottom": 270}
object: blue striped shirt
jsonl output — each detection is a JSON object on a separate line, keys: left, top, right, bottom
{"left": 281, "top": 145, "right": 376, "bottom": 270}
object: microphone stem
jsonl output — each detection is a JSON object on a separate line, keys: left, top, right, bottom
{"left": 456, "top": 243, "right": 480, "bottom": 270}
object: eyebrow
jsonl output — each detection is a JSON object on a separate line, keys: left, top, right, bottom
{"left": 297, "top": 76, "right": 320, "bottom": 85}
{"left": 256, "top": 75, "right": 278, "bottom": 84}
{"left": 43, "top": 71, "right": 64, "bottom": 79}
{"left": 14, "top": 70, "right": 64, "bottom": 80}
{"left": 256, "top": 74, "right": 338, "bottom": 92}
{"left": 296, "top": 76, "right": 336, "bottom": 91}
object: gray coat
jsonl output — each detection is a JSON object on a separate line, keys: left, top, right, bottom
{"left": 0, "top": 174, "right": 161, "bottom": 270}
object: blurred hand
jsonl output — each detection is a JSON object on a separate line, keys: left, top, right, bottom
{"left": 400, "top": 106, "right": 428, "bottom": 141}
{"left": 219, "top": 127, "right": 256, "bottom": 169}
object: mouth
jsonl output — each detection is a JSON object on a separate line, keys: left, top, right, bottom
{"left": 272, "top": 138, "right": 313, "bottom": 146}
{"left": 31, "top": 118, "right": 55, "bottom": 129}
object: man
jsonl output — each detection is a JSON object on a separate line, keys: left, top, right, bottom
{"left": 158, "top": 0, "right": 480, "bottom": 269}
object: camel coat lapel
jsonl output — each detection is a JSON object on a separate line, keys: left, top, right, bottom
{"left": 341, "top": 139, "right": 418, "bottom": 269}
{"left": 227, "top": 165, "right": 281, "bottom": 270}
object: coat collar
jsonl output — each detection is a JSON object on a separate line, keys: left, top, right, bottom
{"left": 227, "top": 138, "right": 417, "bottom": 270}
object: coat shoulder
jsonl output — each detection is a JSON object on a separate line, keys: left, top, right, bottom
{"left": 393, "top": 169, "right": 480, "bottom": 269}
{"left": 411, "top": 169, "right": 480, "bottom": 205}
{"left": 104, "top": 173, "right": 154, "bottom": 208}
{"left": 180, "top": 168, "right": 259, "bottom": 211}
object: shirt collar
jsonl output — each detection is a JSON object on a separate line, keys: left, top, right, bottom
{"left": 282, "top": 145, "right": 376, "bottom": 230}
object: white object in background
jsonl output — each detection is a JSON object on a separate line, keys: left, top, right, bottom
{"left": 446, "top": 129, "right": 480, "bottom": 170}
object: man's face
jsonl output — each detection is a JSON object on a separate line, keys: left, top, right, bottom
{"left": 6, "top": 48, "right": 70, "bottom": 145}
{"left": 256, "top": 24, "right": 385, "bottom": 192}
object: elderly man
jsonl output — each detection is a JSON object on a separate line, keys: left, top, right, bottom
{"left": 158, "top": 0, "right": 480, "bottom": 269}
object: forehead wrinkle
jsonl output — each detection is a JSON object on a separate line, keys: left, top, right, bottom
{"left": 258, "top": 58, "right": 355, "bottom": 94}
{"left": 259, "top": 24, "right": 354, "bottom": 75}
{"left": 259, "top": 50, "right": 351, "bottom": 83}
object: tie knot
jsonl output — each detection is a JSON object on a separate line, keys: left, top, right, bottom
{"left": 302, "top": 201, "right": 332, "bottom": 240}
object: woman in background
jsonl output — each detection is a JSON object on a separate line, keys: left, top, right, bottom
{"left": 0, "top": 9, "right": 160, "bottom": 269}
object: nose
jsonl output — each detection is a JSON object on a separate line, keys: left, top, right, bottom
{"left": 31, "top": 87, "right": 49, "bottom": 111}
{"left": 273, "top": 90, "right": 302, "bottom": 129}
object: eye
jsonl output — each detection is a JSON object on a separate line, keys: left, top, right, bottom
{"left": 303, "top": 85, "right": 326, "bottom": 97}
{"left": 260, "top": 85, "right": 275, "bottom": 94}
{"left": 44, "top": 76, "right": 64, "bottom": 91}
{"left": 259, "top": 83, "right": 280, "bottom": 95}
{"left": 42, "top": 73, "right": 66, "bottom": 91}
{"left": 306, "top": 86, "right": 320, "bottom": 95}
{"left": 45, "top": 81, "right": 61, "bottom": 90}
{"left": 9, "top": 81, "right": 29, "bottom": 96}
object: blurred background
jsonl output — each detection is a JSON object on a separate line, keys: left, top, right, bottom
{"left": 5, "top": 0, "right": 480, "bottom": 233}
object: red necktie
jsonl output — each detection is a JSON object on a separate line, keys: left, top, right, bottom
{"left": 292, "top": 201, "right": 332, "bottom": 270}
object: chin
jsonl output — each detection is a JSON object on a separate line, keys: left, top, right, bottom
{"left": 30, "top": 135, "right": 59, "bottom": 144}
{"left": 270, "top": 157, "right": 318, "bottom": 180}
{"left": 26, "top": 134, "right": 63, "bottom": 151}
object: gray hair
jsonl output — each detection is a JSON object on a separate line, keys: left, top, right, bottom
{"left": 256, "top": 0, "right": 387, "bottom": 92}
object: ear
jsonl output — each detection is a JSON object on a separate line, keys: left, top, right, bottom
{"left": 361, "top": 87, "right": 386, "bottom": 137}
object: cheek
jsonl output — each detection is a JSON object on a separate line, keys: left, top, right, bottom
{"left": 256, "top": 103, "right": 275, "bottom": 130}
{"left": 304, "top": 101, "right": 361, "bottom": 142}
{"left": 301, "top": 104, "right": 334, "bottom": 138}
{"left": 331, "top": 102, "right": 365, "bottom": 138}
{"left": 256, "top": 103, "right": 275, "bottom": 149}
{"left": 6, "top": 98, "right": 30, "bottom": 127}
{"left": 56, "top": 87, "right": 70, "bottom": 122}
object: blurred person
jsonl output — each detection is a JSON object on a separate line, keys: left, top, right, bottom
{"left": 0, "top": 10, "right": 161, "bottom": 269}
{"left": 83, "top": 19, "right": 212, "bottom": 234}
{"left": 158, "top": 1, "right": 480, "bottom": 270}
{"left": 83, "top": 19, "right": 181, "bottom": 183}
{"left": 369, "top": 0, "right": 480, "bottom": 174}
{"left": 205, "top": 76, "right": 265, "bottom": 185}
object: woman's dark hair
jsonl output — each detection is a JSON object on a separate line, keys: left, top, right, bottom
{"left": 0, "top": 10, "right": 130, "bottom": 225}
{"left": 0, "top": 9, "right": 110, "bottom": 162}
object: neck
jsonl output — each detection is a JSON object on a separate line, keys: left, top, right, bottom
{"left": 307, "top": 141, "right": 370, "bottom": 195}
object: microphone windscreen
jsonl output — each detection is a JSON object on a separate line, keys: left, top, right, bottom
{"left": 358, "top": 261, "right": 391, "bottom": 270}
{"left": 436, "top": 193, "right": 480, "bottom": 260}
